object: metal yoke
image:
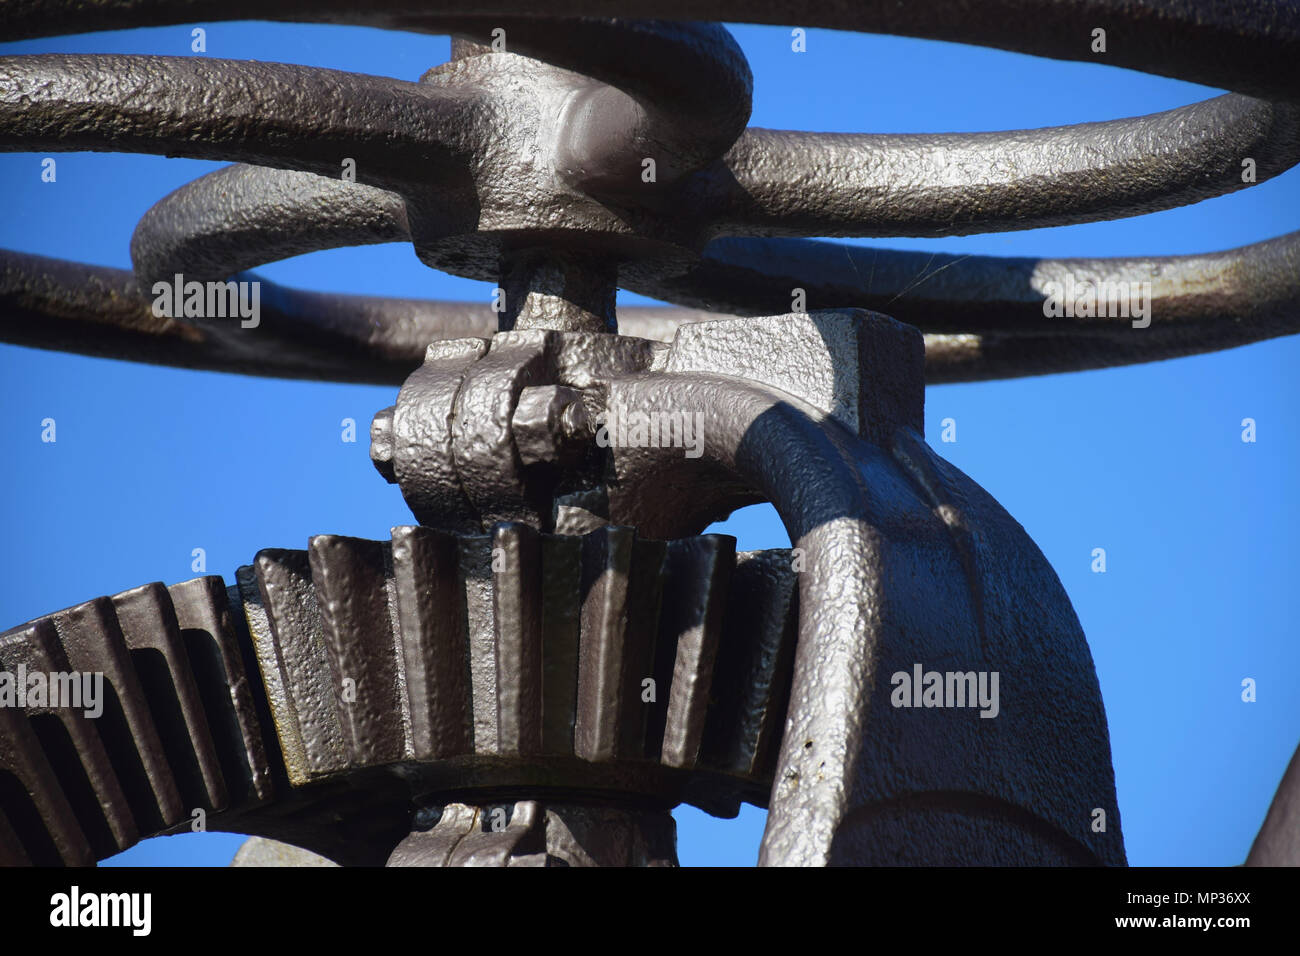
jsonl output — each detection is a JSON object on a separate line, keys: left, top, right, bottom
{"left": 368, "top": 306, "right": 1126, "bottom": 866}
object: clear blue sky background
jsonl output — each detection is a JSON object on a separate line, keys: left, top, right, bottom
{"left": 1, "top": 21, "right": 1296, "bottom": 867}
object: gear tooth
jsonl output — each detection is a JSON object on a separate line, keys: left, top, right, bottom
{"left": 456, "top": 534, "right": 499, "bottom": 754}
{"left": 307, "top": 534, "right": 404, "bottom": 767}
{"left": 110, "top": 581, "right": 228, "bottom": 813}
{"left": 0, "top": 699, "right": 94, "bottom": 866}
{"left": 235, "top": 562, "right": 307, "bottom": 786}
{"left": 749, "top": 554, "right": 799, "bottom": 783}
{"left": 0, "top": 802, "right": 33, "bottom": 865}
{"left": 169, "top": 575, "right": 275, "bottom": 805}
{"left": 225, "top": 579, "right": 288, "bottom": 790}
{"left": 656, "top": 535, "right": 736, "bottom": 770}
{"left": 575, "top": 525, "right": 636, "bottom": 762}
{"left": 491, "top": 523, "right": 543, "bottom": 756}
{"left": 539, "top": 534, "right": 582, "bottom": 756}
{"left": 1, "top": 531, "right": 798, "bottom": 862}
{"left": 0, "top": 618, "right": 138, "bottom": 856}
{"left": 249, "top": 550, "right": 346, "bottom": 783}
{"left": 700, "top": 549, "right": 799, "bottom": 782}
{"left": 618, "top": 536, "right": 667, "bottom": 759}
{"left": 391, "top": 526, "right": 473, "bottom": 760}
{"left": 47, "top": 598, "right": 186, "bottom": 832}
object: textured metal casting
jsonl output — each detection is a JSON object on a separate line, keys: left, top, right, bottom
{"left": 0, "top": 2, "right": 1297, "bottom": 867}
{"left": 0, "top": 525, "right": 798, "bottom": 865}
{"left": 4, "top": 3, "right": 1300, "bottom": 380}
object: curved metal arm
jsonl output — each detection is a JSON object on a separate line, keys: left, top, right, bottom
{"left": 0, "top": 250, "right": 484, "bottom": 382}
{"left": 605, "top": 370, "right": 884, "bottom": 863}
{"left": 0, "top": 250, "right": 708, "bottom": 380}
{"left": 624, "top": 231, "right": 1300, "bottom": 381}
{"left": 130, "top": 166, "right": 411, "bottom": 288}
{"left": 702, "top": 97, "right": 1300, "bottom": 239}
{"left": 0, "top": 54, "right": 479, "bottom": 195}
{"left": 601, "top": 332, "right": 1121, "bottom": 864}
{"left": 10, "top": 237, "right": 1299, "bottom": 385}
{"left": 4, "top": 0, "right": 1297, "bottom": 102}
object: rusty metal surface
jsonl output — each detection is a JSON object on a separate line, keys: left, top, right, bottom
{"left": 0, "top": 2, "right": 1296, "bottom": 868}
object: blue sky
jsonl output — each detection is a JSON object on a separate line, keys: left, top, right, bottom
{"left": 1, "top": 21, "right": 1296, "bottom": 867}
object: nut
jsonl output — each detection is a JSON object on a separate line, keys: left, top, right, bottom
{"left": 512, "top": 385, "right": 592, "bottom": 466}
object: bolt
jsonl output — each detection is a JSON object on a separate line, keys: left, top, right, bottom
{"left": 512, "top": 385, "right": 593, "bottom": 466}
